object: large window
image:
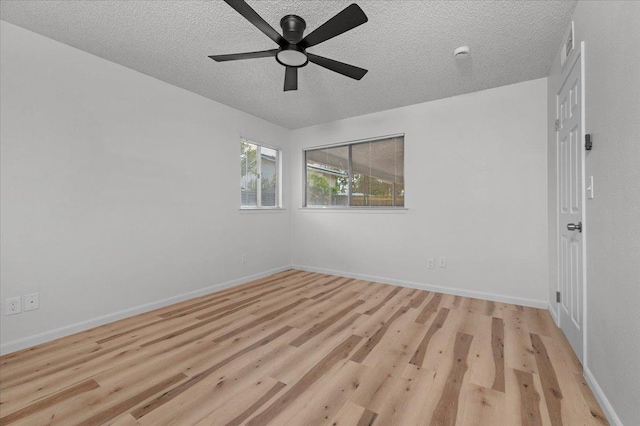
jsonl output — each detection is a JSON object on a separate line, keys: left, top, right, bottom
{"left": 304, "top": 135, "right": 404, "bottom": 208}
{"left": 241, "top": 139, "right": 280, "bottom": 208}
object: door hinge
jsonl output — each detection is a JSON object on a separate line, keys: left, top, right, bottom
{"left": 585, "top": 134, "right": 593, "bottom": 150}
{"left": 556, "top": 291, "right": 561, "bottom": 303}
{"left": 555, "top": 119, "right": 560, "bottom": 131}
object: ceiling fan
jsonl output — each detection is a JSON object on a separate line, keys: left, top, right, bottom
{"left": 209, "top": 0, "right": 368, "bottom": 91}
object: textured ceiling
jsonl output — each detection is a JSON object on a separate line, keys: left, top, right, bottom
{"left": 0, "top": 0, "right": 576, "bottom": 129}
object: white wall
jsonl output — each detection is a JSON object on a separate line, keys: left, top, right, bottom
{"left": 290, "top": 78, "right": 548, "bottom": 306}
{"left": 546, "top": 2, "right": 640, "bottom": 425}
{"left": 0, "top": 21, "right": 291, "bottom": 353}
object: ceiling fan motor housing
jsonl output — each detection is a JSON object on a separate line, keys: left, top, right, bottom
{"left": 280, "top": 15, "right": 306, "bottom": 44}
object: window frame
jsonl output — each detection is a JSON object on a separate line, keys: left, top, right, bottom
{"left": 302, "top": 133, "right": 405, "bottom": 209}
{"left": 240, "top": 137, "right": 283, "bottom": 210}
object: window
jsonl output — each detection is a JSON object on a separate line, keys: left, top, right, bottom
{"left": 240, "top": 139, "right": 281, "bottom": 208}
{"left": 304, "top": 135, "right": 404, "bottom": 208}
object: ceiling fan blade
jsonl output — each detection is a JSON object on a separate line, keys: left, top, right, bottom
{"left": 298, "top": 4, "right": 367, "bottom": 49}
{"left": 209, "top": 49, "right": 279, "bottom": 62}
{"left": 223, "top": 0, "right": 285, "bottom": 46}
{"left": 307, "top": 53, "right": 368, "bottom": 80}
{"left": 284, "top": 66, "right": 298, "bottom": 91}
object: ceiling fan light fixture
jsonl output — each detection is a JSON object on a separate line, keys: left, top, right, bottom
{"left": 276, "top": 45, "right": 308, "bottom": 67}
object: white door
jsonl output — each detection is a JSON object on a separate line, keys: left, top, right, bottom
{"left": 556, "top": 48, "right": 584, "bottom": 362}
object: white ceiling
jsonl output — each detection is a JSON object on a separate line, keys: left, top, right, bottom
{"left": 0, "top": 0, "right": 576, "bottom": 129}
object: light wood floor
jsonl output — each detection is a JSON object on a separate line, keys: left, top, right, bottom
{"left": 0, "top": 270, "right": 608, "bottom": 425}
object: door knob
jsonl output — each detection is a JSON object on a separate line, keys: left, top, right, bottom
{"left": 567, "top": 222, "right": 582, "bottom": 232}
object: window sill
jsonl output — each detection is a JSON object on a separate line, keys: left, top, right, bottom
{"left": 239, "top": 208, "right": 287, "bottom": 214}
{"left": 299, "top": 207, "right": 408, "bottom": 214}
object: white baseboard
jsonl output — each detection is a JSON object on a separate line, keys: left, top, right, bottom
{"left": 584, "top": 367, "right": 624, "bottom": 426}
{"left": 0, "top": 265, "right": 291, "bottom": 356}
{"left": 292, "top": 264, "right": 548, "bottom": 309}
{"left": 548, "top": 303, "right": 559, "bottom": 325}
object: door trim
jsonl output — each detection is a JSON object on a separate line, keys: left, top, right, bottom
{"left": 554, "top": 41, "right": 587, "bottom": 364}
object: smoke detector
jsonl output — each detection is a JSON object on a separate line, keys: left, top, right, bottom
{"left": 454, "top": 46, "right": 470, "bottom": 58}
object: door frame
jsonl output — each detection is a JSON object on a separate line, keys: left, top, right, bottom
{"left": 555, "top": 41, "right": 587, "bottom": 364}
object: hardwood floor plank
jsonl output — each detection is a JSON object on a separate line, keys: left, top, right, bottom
{"left": 408, "top": 289, "right": 430, "bottom": 309}
{"left": 351, "top": 306, "right": 409, "bottom": 363}
{"left": 530, "top": 333, "right": 563, "bottom": 426}
{"left": 279, "top": 360, "right": 367, "bottom": 426}
{"left": 466, "top": 314, "right": 495, "bottom": 390}
{"left": 410, "top": 308, "right": 450, "bottom": 367}
{"left": 181, "top": 377, "right": 284, "bottom": 426}
{"left": 290, "top": 300, "right": 365, "bottom": 347}
{"left": 212, "top": 298, "right": 309, "bottom": 343}
{"left": 140, "top": 301, "right": 257, "bottom": 348}
{"left": 430, "top": 332, "right": 473, "bottom": 426}
{"left": 326, "top": 401, "right": 367, "bottom": 425}
{"left": 355, "top": 282, "right": 386, "bottom": 302}
{"left": 485, "top": 300, "right": 496, "bottom": 316}
{"left": 0, "top": 342, "right": 102, "bottom": 386}
{"left": 130, "top": 326, "right": 294, "bottom": 419}
{"left": 141, "top": 345, "right": 298, "bottom": 425}
{"left": 109, "top": 413, "right": 141, "bottom": 426}
{"left": 244, "top": 334, "right": 363, "bottom": 425}
{"left": 0, "top": 379, "right": 99, "bottom": 425}
{"left": 158, "top": 297, "right": 231, "bottom": 318}
{"left": 415, "top": 293, "right": 443, "bottom": 324}
{"left": 288, "top": 288, "right": 361, "bottom": 329}
{"left": 194, "top": 287, "right": 282, "bottom": 320}
{"left": 513, "top": 368, "right": 544, "bottom": 426}
{"left": 224, "top": 381, "right": 287, "bottom": 426}
{"left": 267, "top": 317, "right": 362, "bottom": 386}
{"left": 367, "top": 364, "right": 438, "bottom": 425}
{"left": 350, "top": 288, "right": 414, "bottom": 340}
{"left": 311, "top": 280, "right": 348, "bottom": 300}
{"left": 0, "top": 342, "right": 103, "bottom": 383}
{"left": 357, "top": 408, "right": 378, "bottom": 426}
{"left": 246, "top": 275, "right": 337, "bottom": 315}
{"left": 363, "top": 287, "right": 402, "bottom": 315}
{"left": 95, "top": 318, "right": 172, "bottom": 345}
{"left": 80, "top": 373, "right": 187, "bottom": 426}
{"left": 453, "top": 295, "right": 464, "bottom": 308}
{"left": 458, "top": 383, "right": 505, "bottom": 426}
{"left": 0, "top": 339, "right": 134, "bottom": 392}
{"left": 362, "top": 316, "right": 426, "bottom": 377}
{"left": 504, "top": 309, "right": 538, "bottom": 374}
{"left": 354, "top": 283, "right": 389, "bottom": 308}
{"left": 312, "top": 279, "right": 359, "bottom": 303}
{"left": 463, "top": 297, "right": 489, "bottom": 316}
{"left": 350, "top": 364, "right": 400, "bottom": 411}
{"left": 491, "top": 317, "right": 506, "bottom": 392}
{"left": 524, "top": 307, "right": 557, "bottom": 337}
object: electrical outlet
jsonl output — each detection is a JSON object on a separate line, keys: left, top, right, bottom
{"left": 241, "top": 253, "right": 248, "bottom": 264}
{"left": 438, "top": 257, "right": 447, "bottom": 268}
{"left": 5, "top": 297, "right": 21, "bottom": 315}
{"left": 24, "top": 293, "right": 40, "bottom": 311}
{"left": 426, "top": 258, "right": 435, "bottom": 269}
